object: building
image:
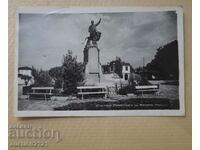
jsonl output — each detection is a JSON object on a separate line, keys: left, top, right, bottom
{"left": 18, "top": 66, "right": 32, "bottom": 77}
{"left": 18, "top": 66, "right": 33, "bottom": 86}
{"left": 102, "top": 57, "right": 133, "bottom": 81}
{"left": 102, "top": 57, "right": 123, "bottom": 78}
{"left": 122, "top": 64, "right": 131, "bottom": 80}
{"left": 18, "top": 66, "right": 34, "bottom": 97}
{"left": 102, "top": 62, "right": 116, "bottom": 74}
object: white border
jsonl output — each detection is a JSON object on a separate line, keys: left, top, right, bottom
{"left": 193, "top": 1, "right": 199, "bottom": 149}
{"left": 0, "top": 0, "right": 8, "bottom": 149}
{"left": 14, "top": 7, "right": 184, "bottom": 117}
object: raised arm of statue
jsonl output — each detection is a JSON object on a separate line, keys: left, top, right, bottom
{"left": 95, "top": 18, "right": 101, "bottom": 26}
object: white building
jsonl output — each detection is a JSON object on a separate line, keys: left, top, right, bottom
{"left": 18, "top": 67, "right": 34, "bottom": 97}
{"left": 18, "top": 67, "right": 33, "bottom": 85}
{"left": 122, "top": 64, "right": 131, "bottom": 80}
{"left": 18, "top": 66, "right": 32, "bottom": 77}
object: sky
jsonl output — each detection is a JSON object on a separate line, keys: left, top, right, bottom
{"left": 18, "top": 11, "right": 177, "bottom": 70}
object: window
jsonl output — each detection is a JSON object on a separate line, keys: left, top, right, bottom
{"left": 125, "top": 66, "right": 128, "bottom": 71}
{"left": 125, "top": 74, "right": 128, "bottom": 80}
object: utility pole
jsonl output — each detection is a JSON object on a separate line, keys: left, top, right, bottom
{"left": 143, "top": 57, "right": 145, "bottom": 68}
{"left": 143, "top": 57, "right": 145, "bottom": 79}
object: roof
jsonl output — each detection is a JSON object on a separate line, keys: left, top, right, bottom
{"left": 122, "top": 64, "right": 130, "bottom": 67}
{"left": 122, "top": 62, "right": 131, "bottom": 66}
{"left": 18, "top": 66, "right": 32, "bottom": 70}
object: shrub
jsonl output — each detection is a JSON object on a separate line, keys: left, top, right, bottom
{"left": 117, "top": 85, "right": 135, "bottom": 95}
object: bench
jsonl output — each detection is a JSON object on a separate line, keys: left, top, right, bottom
{"left": 77, "top": 86, "right": 108, "bottom": 100}
{"left": 28, "top": 87, "right": 54, "bottom": 100}
{"left": 134, "top": 84, "right": 159, "bottom": 96}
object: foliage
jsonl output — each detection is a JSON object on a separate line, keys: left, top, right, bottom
{"left": 103, "top": 57, "right": 133, "bottom": 78}
{"left": 32, "top": 50, "right": 84, "bottom": 95}
{"left": 49, "top": 66, "right": 63, "bottom": 88}
{"left": 128, "top": 73, "right": 151, "bottom": 86}
{"left": 62, "top": 50, "right": 84, "bottom": 95}
{"left": 128, "top": 73, "right": 138, "bottom": 86}
{"left": 117, "top": 85, "right": 135, "bottom": 95}
{"left": 145, "top": 40, "right": 179, "bottom": 80}
{"left": 114, "top": 57, "right": 123, "bottom": 78}
{"left": 31, "top": 67, "right": 53, "bottom": 87}
{"left": 137, "top": 77, "right": 152, "bottom": 85}
{"left": 18, "top": 74, "right": 32, "bottom": 85}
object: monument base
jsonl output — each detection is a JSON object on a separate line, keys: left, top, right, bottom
{"left": 84, "top": 46, "right": 103, "bottom": 85}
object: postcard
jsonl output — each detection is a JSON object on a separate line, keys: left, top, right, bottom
{"left": 15, "top": 7, "right": 184, "bottom": 116}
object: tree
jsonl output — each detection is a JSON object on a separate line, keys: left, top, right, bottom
{"left": 18, "top": 74, "right": 32, "bottom": 85}
{"left": 114, "top": 57, "right": 123, "bottom": 78}
{"left": 49, "top": 66, "right": 63, "bottom": 88}
{"left": 146, "top": 40, "right": 179, "bottom": 80}
{"left": 31, "top": 67, "right": 53, "bottom": 87}
{"left": 62, "top": 50, "right": 84, "bottom": 95}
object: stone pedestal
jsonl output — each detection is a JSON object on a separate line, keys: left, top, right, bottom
{"left": 84, "top": 46, "right": 103, "bottom": 85}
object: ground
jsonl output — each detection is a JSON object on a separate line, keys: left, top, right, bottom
{"left": 18, "top": 80, "right": 179, "bottom": 111}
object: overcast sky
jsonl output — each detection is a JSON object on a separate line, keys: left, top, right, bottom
{"left": 18, "top": 11, "right": 177, "bottom": 70}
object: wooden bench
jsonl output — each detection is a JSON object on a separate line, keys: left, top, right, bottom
{"left": 134, "top": 84, "right": 159, "bottom": 96}
{"left": 28, "top": 87, "right": 54, "bottom": 100}
{"left": 77, "top": 86, "right": 108, "bottom": 100}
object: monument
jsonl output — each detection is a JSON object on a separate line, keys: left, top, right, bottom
{"left": 83, "top": 19, "right": 103, "bottom": 85}
{"left": 77, "top": 18, "right": 110, "bottom": 99}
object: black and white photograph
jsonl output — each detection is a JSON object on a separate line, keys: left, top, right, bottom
{"left": 15, "top": 7, "right": 184, "bottom": 116}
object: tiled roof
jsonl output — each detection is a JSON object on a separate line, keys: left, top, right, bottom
{"left": 18, "top": 66, "right": 32, "bottom": 70}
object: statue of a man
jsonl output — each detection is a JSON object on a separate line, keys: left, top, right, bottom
{"left": 83, "top": 19, "right": 102, "bottom": 64}
{"left": 86, "top": 18, "right": 101, "bottom": 46}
